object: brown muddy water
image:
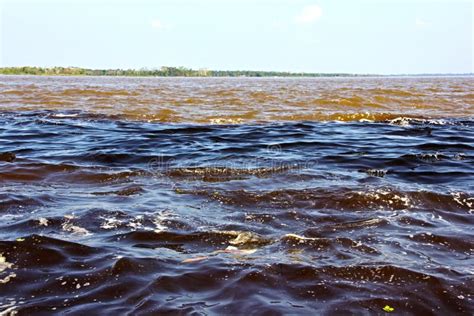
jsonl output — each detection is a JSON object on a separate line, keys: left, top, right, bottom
{"left": 0, "top": 76, "right": 473, "bottom": 315}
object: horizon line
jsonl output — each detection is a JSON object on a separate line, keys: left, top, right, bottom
{"left": 0, "top": 66, "right": 472, "bottom": 77}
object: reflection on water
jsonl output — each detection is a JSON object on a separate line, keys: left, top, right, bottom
{"left": 0, "top": 76, "right": 473, "bottom": 314}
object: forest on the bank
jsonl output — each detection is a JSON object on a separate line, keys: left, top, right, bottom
{"left": 0, "top": 66, "right": 360, "bottom": 77}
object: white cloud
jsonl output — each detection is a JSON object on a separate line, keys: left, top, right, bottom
{"left": 151, "top": 19, "right": 163, "bottom": 29}
{"left": 295, "top": 5, "right": 322, "bottom": 24}
{"left": 415, "top": 18, "right": 430, "bottom": 27}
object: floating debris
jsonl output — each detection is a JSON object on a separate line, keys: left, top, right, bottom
{"left": 182, "top": 256, "right": 210, "bottom": 264}
{"left": 182, "top": 246, "right": 257, "bottom": 263}
{"left": 383, "top": 305, "right": 395, "bottom": 312}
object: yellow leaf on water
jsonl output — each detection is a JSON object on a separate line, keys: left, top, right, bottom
{"left": 383, "top": 305, "right": 394, "bottom": 312}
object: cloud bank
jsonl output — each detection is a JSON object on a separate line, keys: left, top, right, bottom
{"left": 151, "top": 19, "right": 163, "bottom": 29}
{"left": 295, "top": 5, "right": 322, "bottom": 24}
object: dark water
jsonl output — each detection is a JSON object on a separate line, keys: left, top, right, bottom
{"left": 0, "top": 76, "right": 473, "bottom": 315}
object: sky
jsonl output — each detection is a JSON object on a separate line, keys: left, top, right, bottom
{"left": 0, "top": 0, "right": 472, "bottom": 74}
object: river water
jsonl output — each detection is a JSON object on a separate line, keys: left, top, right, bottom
{"left": 0, "top": 76, "right": 473, "bottom": 314}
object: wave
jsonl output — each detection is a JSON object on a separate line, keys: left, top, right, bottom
{"left": 0, "top": 162, "right": 144, "bottom": 183}
{"left": 1, "top": 109, "right": 473, "bottom": 125}
{"left": 1, "top": 233, "right": 471, "bottom": 314}
{"left": 2, "top": 76, "right": 473, "bottom": 124}
{"left": 178, "top": 187, "right": 472, "bottom": 212}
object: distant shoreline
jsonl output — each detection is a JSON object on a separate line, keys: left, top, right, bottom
{"left": 1, "top": 67, "right": 472, "bottom": 78}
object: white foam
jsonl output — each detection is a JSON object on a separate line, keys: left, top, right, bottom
{"left": 62, "top": 215, "right": 91, "bottom": 236}
{"left": 0, "top": 254, "right": 16, "bottom": 286}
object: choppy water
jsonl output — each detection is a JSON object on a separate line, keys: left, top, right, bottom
{"left": 0, "top": 76, "right": 473, "bottom": 314}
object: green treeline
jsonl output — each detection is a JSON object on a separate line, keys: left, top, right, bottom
{"left": 0, "top": 66, "right": 360, "bottom": 77}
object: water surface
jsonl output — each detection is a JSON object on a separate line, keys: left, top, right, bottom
{"left": 0, "top": 76, "right": 473, "bottom": 314}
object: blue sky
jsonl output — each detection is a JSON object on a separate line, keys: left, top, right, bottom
{"left": 1, "top": 0, "right": 472, "bottom": 74}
